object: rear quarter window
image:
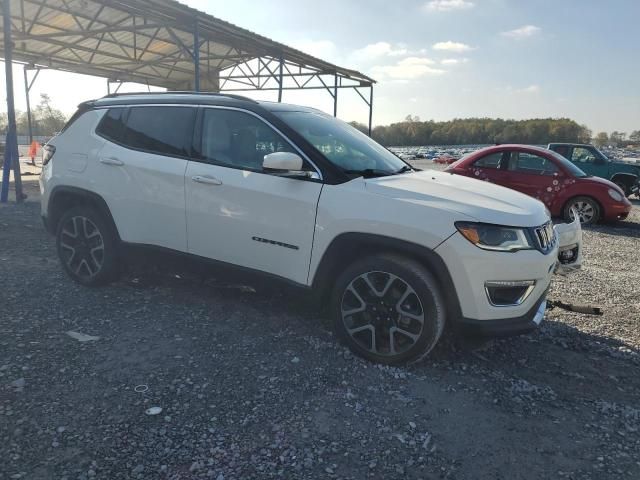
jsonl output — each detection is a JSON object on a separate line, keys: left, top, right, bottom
{"left": 96, "top": 108, "right": 126, "bottom": 142}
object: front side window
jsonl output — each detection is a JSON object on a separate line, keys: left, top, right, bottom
{"left": 571, "top": 147, "right": 598, "bottom": 164}
{"left": 274, "top": 111, "right": 408, "bottom": 176}
{"left": 121, "top": 106, "right": 194, "bottom": 157}
{"left": 508, "top": 152, "right": 559, "bottom": 175}
{"left": 473, "top": 152, "right": 503, "bottom": 169}
{"left": 197, "top": 109, "right": 303, "bottom": 171}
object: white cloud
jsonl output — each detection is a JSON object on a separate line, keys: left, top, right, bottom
{"left": 432, "top": 41, "right": 474, "bottom": 53}
{"left": 371, "top": 57, "right": 445, "bottom": 80}
{"left": 424, "top": 0, "right": 474, "bottom": 12}
{"left": 502, "top": 25, "right": 541, "bottom": 39}
{"left": 518, "top": 84, "right": 540, "bottom": 93}
{"left": 441, "top": 58, "right": 469, "bottom": 65}
{"left": 352, "top": 42, "right": 408, "bottom": 61}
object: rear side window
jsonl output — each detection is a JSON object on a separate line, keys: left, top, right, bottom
{"left": 96, "top": 108, "right": 126, "bottom": 141}
{"left": 121, "top": 106, "right": 195, "bottom": 157}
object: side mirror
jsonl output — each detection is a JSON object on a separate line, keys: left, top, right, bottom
{"left": 263, "top": 152, "right": 311, "bottom": 178}
{"left": 263, "top": 152, "right": 303, "bottom": 171}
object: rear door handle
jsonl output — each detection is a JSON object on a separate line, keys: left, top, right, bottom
{"left": 191, "top": 175, "right": 222, "bottom": 186}
{"left": 100, "top": 157, "right": 124, "bottom": 166}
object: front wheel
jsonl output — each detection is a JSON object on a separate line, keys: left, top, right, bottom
{"left": 331, "top": 254, "right": 446, "bottom": 364}
{"left": 563, "top": 196, "right": 600, "bottom": 225}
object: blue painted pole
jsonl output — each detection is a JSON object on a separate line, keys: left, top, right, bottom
{"left": 1, "top": 0, "right": 23, "bottom": 202}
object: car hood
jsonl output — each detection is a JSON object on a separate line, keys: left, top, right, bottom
{"left": 610, "top": 160, "right": 640, "bottom": 173}
{"left": 365, "top": 170, "right": 550, "bottom": 227}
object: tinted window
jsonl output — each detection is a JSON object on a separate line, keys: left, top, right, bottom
{"left": 473, "top": 152, "right": 503, "bottom": 169}
{"left": 508, "top": 152, "right": 558, "bottom": 175}
{"left": 96, "top": 108, "right": 126, "bottom": 141}
{"left": 197, "top": 109, "right": 301, "bottom": 171}
{"left": 121, "top": 106, "right": 194, "bottom": 157}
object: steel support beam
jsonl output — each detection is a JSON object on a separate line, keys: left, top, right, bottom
{"left": 1, "top": 0, "right": 24, "bottom": 203}
{"left": 24, "top": 67, "right": 34, "bottom": 146}
{"left": 278, "top": 54, "right": 283, "bottom": 102}
{"left": 333, "top": 74, "right": 338, "bottom": 117}
{"left": 368, "top": 85, "right": 374, "bottom": 137}
{"left": 193, "top": 21, "right": 200, "bottom": 91}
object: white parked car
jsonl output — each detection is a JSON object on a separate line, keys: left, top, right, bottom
{"left": 40, "top": 93, "right": 582, "bottom": 364}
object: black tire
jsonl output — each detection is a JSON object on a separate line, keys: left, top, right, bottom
{"left": 331, "top": 254, "right": 445, "bottom": 365}
{"left": 563, "top": 196, "right": 600, "bottom": 225}
{"left": 56, "top": 205, "right": 119, "bottom": 286}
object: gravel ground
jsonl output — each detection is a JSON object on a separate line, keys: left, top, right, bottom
{"left": 1, "top": 177, "right": 639, "bottom": 480}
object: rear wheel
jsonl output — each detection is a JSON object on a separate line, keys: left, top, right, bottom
{"left": 331, "top": 254, "right": 445, "bottom": 364}
{"left": 564, "top": 196, "right": 600, "bottom": 225}
{"left": 56, "top": 206, "right": 119, "bottom": 286}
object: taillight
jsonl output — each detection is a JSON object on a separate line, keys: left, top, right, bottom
{"left": 43, "top": 145, "right": 56, "bottom": 166}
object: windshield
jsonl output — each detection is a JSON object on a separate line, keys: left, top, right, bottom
{"left": 594, "top": 146, "right": 610, "bottom": 162}
{"left": 547, "top": 150, "right": 589, "bottom": 177}
{"left": 274, "top": 111, "right": 409, "bottom": 176}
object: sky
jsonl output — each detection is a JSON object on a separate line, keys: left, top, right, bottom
{"left": 1, "top": 0, "right": 639, "bottom": 133}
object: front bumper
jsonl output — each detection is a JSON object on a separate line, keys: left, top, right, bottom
{"left": 457, "top": 289, "right": 548, "bottom": 336}
{"left": 435, "top": 232, "right": 557, "bottom": 322}
{"left": 603, "top": 199, "right": 632, "bottom": 221}
{"left": 553, "top": 216, "right": 583, "bottom": 275}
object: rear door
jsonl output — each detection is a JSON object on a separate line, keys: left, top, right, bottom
{"left": 94, "top": 105, "right": 195, "bottom": 251}
{"left": 184, "top": 107, "right": 323, "bottom": 285}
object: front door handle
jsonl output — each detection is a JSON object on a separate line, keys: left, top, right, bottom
{"left": 100, "top": 157, "right": 124, "bottom": 166}
{"left": 191, "top": 175, "right": 222, "bottom": 186}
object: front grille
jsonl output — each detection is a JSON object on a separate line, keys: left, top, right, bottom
{"left": 533, "top": 221, "right": 556, "bottom": 254}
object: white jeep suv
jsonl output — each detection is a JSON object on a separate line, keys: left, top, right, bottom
{"left": 40, "top": 93, "right": 582, "bottom": 364}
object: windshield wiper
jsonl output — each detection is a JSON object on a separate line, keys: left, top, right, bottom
{"left": 343, "top": 168, "right": 395, "bottom": 178}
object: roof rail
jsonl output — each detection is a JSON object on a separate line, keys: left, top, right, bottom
{"left": 101, "top": 91, "right": 257, "bottom": 103}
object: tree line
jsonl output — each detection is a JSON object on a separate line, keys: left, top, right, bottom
{"left": 593, "top": 130, "right": 640, "bottom": 147}
{"left": 0, "top": 94, "right": 67, "bottom": 138}
{"left": 350, "top": 116, "right": 593, "bottom": 146}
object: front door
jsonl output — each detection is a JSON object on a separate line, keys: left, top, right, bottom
{"left": 504, "top": 150, "right": 561, "bottom": 208}
{"left": 185, "top": 107, "right": 323, "bottom": 285}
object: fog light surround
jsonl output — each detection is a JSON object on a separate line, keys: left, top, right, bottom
{"left": 485, "top": 280, "right": 536, "bottom": 307}
{"left": 558, "top": 243, "right": 579, "bottom": 264}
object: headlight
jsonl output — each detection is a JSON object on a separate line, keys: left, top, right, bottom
{"left": 607, "top": 188, "right": 623, "bottom": 202}
{"left": 455, "top": 222, "right": 534, "bottom": 252}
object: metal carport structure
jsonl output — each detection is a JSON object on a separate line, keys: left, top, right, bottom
{"left": 0, "top": 0, "right": 375, "bottom": 202}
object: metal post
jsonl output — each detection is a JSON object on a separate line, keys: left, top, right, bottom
{"left": 277, "top": 55, "right": 283, "bottom": 102}
{"left": 193, "top": 21, "right": 200, "bottom": 92}
{"left": 1, "top": 0, "right": 24, "bottom": 203}
{"left": 333, "top": 74, "right": 338, "bottom": 117}
{"left": 368, "top": 85, "right": 374, "bottom": 137}
{"left": 24, "top": 67, "right": 33, "bottom": 146}
{"left": 107, "top": 79, "right": 111, "bottom": 95}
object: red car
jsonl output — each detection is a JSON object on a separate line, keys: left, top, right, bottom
{"left": 446, "top": 145, "right": 632, "bottom": 224}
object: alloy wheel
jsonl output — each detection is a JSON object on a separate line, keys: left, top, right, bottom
{"left": 59, "top": 216, "right": 105, "bottom": 281}
{"left": 570, "top": 200, "right": 596, "bottom": 224}
{"left": 340, "top": 271, "right": 425, "bottom": 357}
